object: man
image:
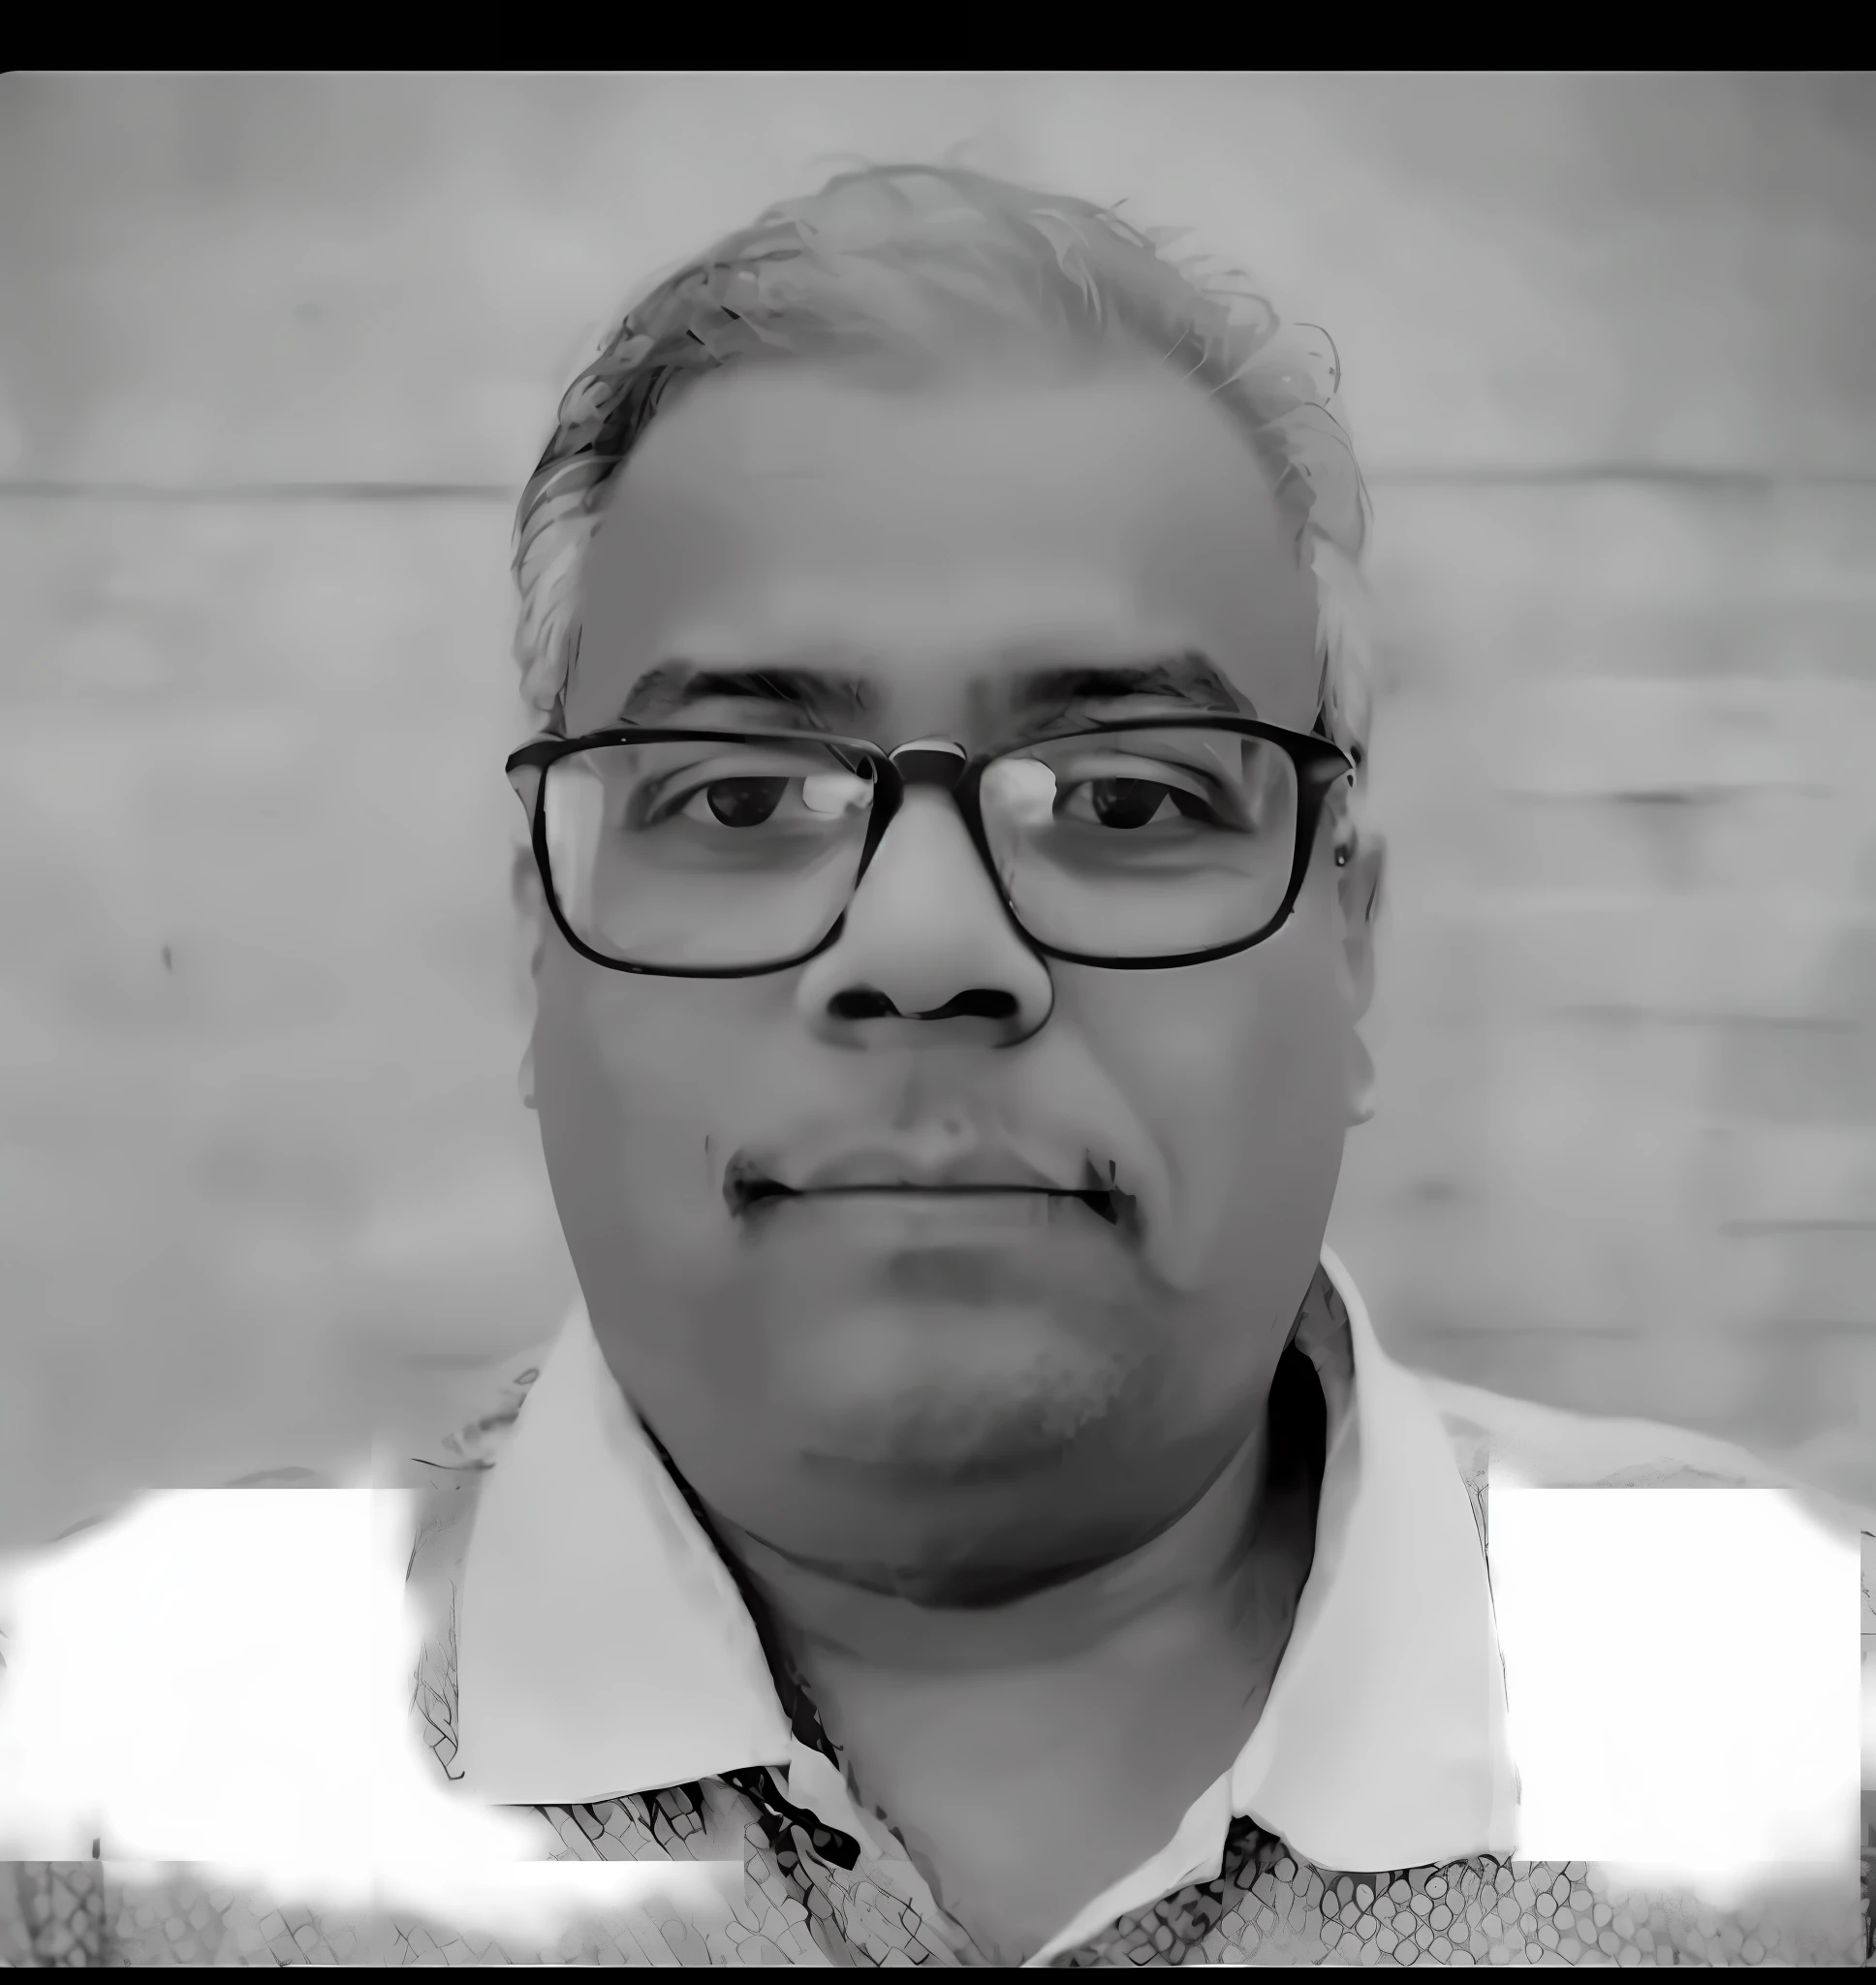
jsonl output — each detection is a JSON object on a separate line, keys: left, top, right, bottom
{"left": 4, "top": 163, "right": 1870, "bottom": 1968}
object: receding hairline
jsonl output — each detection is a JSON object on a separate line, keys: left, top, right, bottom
{"left": 607, "top": 343, "right": 1306, "bottom": 520}
{"left": 510, "top": 162, "right": 1375, "bottom": 772}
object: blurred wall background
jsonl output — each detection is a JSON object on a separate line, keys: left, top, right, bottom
{"left": 2, "top": 71, "right": 1872, "bottom": 1549}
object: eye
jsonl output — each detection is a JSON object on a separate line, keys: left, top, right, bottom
{"left": 1057, "top": 775, "right": 1216, "bottom": 831}
{"left": 1077, "top": 776, "right": 1182, "bottom": 830}
{"left": 680, "top": 775, "right": 790, "bottom": 828}
{"left": 666, "top": 768, "right": 872, "bottom": 829}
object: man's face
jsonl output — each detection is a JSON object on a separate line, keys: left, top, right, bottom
{"left": 526, "top": 354, "right": 1380, "bottom": 1599}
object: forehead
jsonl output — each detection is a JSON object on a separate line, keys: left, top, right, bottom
{"left": 567, "top": 360, "right": 1321, "bottom": 740}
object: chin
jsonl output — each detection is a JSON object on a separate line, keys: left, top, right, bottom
{"left": 781, "top": 1296, "right": 1139, "bottom": 1481}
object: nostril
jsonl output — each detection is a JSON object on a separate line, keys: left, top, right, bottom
{"left": 826, "top": 987, "right": 1021, "bottom": 1024}
{"left": 917, "top": 990, "right": 1018, "bottom": 1023}
{"left": 829, "top": 988, "right": 903, "bottom": 1022}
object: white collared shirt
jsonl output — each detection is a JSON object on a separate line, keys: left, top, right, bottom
{"left": 452, "top": 1247, "right": 1521, "bottom": 1959}
{"left": 3, "top": 1250, "right": 1864, "bottom": 1967}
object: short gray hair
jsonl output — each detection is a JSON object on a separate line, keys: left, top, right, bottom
{"left": 512, "top": 163, "right": 1375, "bottom": 771}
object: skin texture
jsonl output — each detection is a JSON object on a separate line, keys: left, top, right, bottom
{"left": 516, "top": 352, "right": 1386, "bottom": 1957}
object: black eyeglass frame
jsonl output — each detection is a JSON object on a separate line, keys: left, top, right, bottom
{"left": 506, "top": 716, "right": 1357, "bottom": 978}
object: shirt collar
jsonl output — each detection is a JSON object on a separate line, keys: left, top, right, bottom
{"left": 453, "top": 1248, "right": 1518, "bottom": 1875}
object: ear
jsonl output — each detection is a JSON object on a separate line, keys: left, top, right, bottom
{"left": 1334, "top": 824, "right": 1386, "bottom": 1128}
{"left": 512, "top": 841, "right": 547, "bottom": 1114}
{"left": 517, "top": 1034, "right": 539, "bottom": 1113}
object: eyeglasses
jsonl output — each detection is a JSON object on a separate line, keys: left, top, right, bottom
{"left": 505, "top": 717, "right": 1356, "bottom": 977}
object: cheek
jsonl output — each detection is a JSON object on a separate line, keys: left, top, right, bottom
{"left": 1064, "top": 902, "right": 1350, "bottom": 1287}
{"left": 531, "top": 957, "right": 785, "bottom": 1273}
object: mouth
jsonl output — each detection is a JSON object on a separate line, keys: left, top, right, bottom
{"left": 723, "top": 1154, "right": 1141, "bottom": 1236}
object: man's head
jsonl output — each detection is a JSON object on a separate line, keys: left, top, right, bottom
{"left": 508, "top": 166, "right": 1385, "bottom": 1604}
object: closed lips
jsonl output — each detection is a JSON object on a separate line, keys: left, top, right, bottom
{"left": 722, "top": 1152, "right": 1134, "bottom": 1227}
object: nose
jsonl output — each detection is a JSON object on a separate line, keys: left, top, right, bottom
{"left": 795, "top": 777, "right": 1055, "bottom": 1050}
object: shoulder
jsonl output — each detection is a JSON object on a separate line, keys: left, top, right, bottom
{"left": 0, "top": 1347, "right": 555, "bottom": 1851}
{"left": 1412, "top": 1368, "right": 1783, "bottom": 1487}
{"left": 411, "top": 1347, "right": 553, "bottom": 1477}
{"left": 3, "top": 1346, "right": 551, "bottom": 1662}
{"left": 399, "top": 1346, "right": 552, "bottom": 1780}
{"left": 399, "top": 1348, "right": 547, "bottom": 1589}
{"left": 29, "top": 1347, "right": 552, "bottom": 1550}
{"left": 1406, "top": 1365, "right": 1876, "bottom": 1538}
{"left": 401, "top": 1343, "right": 550, "bottom": 1567}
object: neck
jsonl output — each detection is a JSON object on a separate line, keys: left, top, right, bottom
{"left": 718, "top": 1413, "right": 1280, "bottom": 1678}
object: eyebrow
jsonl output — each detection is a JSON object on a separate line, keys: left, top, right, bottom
{"left": 1008, "top": 656, "right": 1251, "bottom": 722}
{"left": 615, "top": 664, "right": 874, "bottom": 727}
{"left": 610, "top": 651, "right": 1252, "bottom": 732}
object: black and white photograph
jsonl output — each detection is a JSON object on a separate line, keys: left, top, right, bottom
{"left": 0, "top": 71, "right": 1872, "bottom": 1968}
